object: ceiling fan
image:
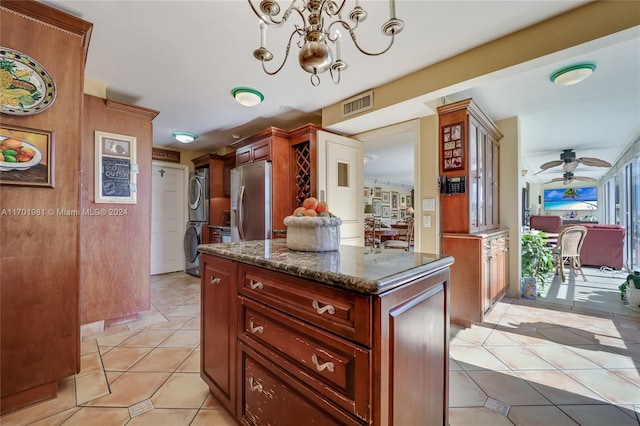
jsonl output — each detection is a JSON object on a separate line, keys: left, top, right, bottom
{"left": 544, "top": 171, "right": 597, "bottom": 185}
{"left": 538, "top": 149, "right": 611, "bottom": 173}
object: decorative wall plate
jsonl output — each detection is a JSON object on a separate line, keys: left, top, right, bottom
{"left": 0, "top": 47, "right": 57, "bottom": 115}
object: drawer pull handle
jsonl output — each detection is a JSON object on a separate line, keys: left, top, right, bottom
{"left": 210, "top": 276, "right": 221, "bottom": 285}
{"left": 311, "top": 354, "right": 335, "bottom": 373}
{"left": 248, "top": 377, "right": 263, "bottom": 393}
{"left": 312, "top": 300, "right": 335, "bottom": 315}
{"left": 249, "top": 321, "right": 264, "bottom": 334}
{"left": 249, "top": 280, "right": 263, "bottom": 290}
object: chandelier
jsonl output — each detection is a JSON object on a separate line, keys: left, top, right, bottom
{"left": 248, "top": 0, "right": 404, "bottom": 86}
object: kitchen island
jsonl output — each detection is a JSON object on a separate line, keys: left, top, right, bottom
{"left": 198, "top": 240, "right": 453, "bottom": 426}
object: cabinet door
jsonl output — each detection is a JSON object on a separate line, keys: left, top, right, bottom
{"left": 482, "top": 238, "right": 492, "bottom": 314}
{"left": 251, "top": 139, "right": 271, "bottom": 162}
{"left": 376, "top": 268, "right": 449, "bottom": 426}
{"left": 468, "top": 121, "right": 479, "bottom": 231}
{"left": 201, "top": 255, "right": 237, "bottom": 414}
{"left": 236, "top": 146, "right": 252, "bottom": 165}
{"left": 491, "top": 140, "right": 500, "bottom": 227}
{"left": 489, "top": 238, "right": 501, "bottom": 305}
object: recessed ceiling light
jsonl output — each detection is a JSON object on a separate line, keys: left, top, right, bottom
{"left": 232, "top": 87, "right": 264, "bottom": 106}
{"left": 550, "top": 63, "right": 596, "bottom": 86}
{"left": 172, "top": 131, "right": 198, "bottom": 143}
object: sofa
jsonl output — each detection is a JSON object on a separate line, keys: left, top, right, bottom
{"left": 529, "top": 215, "right": 563, "bottom": 233}
{"left": 579, "top": 224, "right": 625, "bottom": 269}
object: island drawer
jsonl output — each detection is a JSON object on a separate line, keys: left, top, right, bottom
{"left": 239, "top": 297, "right": 370, "bottom": 420}
{"left": 238, "top": 264, "right": 372, "bottom": 346}
{"left": 238, "top": 342, "right": 365, "bottom": 426}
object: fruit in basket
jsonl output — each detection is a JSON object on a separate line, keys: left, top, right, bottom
{"left": 302, "top": 197, "right": 318, "bottom": 210}
{"left": 291, "top": 197, "right": 336, "bottom": 218}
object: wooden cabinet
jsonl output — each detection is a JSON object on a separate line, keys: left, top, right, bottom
{"left": 231, "top": 127, "right": 292, "bottom": 233}
{"left": 200, "top": 252, "right": 450, "bottom": 425}
{"left": 438, "top": 98, "right": 503, "bottom": 234}
{"left": 223, "top": 152, "right": 235, "bottom": 197}
{"left": 201, "top": 255, "right": 237, "bottom": 414}
{"left": 443, "top": 230, "right": 509, "bottom": 327}
{"left": 233, "top": 127, "right": 290, "bottom": 166}
{"left": 191, "top": 154, "right": 231, "bottom": 225}
{"left": 289, "top": 123, "right": 319, "bottom": 208}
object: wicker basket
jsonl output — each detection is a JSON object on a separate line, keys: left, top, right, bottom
{"left": 284, "top": 215, "right": 342, "bottom": 252}
{"left": 627, "top": 281, "right": 640, "bottom": 312}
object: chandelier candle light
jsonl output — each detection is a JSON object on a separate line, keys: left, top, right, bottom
{"left": 249, "top": 0, "right": 404, "bottom": 86}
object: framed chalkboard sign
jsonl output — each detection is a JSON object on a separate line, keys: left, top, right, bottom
{"left": 95, "top": 130, "right": 137, "bottom": 204}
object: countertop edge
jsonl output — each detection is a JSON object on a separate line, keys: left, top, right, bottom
{"left": 199, "top": 243, "right": 454, "bottom": 295}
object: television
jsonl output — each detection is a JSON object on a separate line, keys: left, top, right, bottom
{"left": 543, "top": 187, "right": 597, "bottom": 211}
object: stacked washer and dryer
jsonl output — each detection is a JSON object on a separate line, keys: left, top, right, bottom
{"left": 184, "top": 168, "right": 209, "bottom": 276}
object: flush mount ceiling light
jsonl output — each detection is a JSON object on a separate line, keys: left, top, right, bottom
{"left": 232, "top": 87, "right": 264, "bottom": 106}
{"left": 248, "top": 0, "right": 404, "bottom": 86}
{"left": 172, "top": 131, "right": 198, "bottom": 143}
{"left": 550, "top": 63, "right": 597, "bottom": 86}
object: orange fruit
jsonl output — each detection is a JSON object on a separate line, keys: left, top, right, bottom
{"left": 293, "top": 206, "right": 306, "bottom": 216}
{"left": 302, "top": 209, "right": 318, "bottom": 217}
{"left": 316, "top": 201, "right": 329, "bottom": 213}
{"left": 302, "top": 197, "right": 318, "bottom": 210}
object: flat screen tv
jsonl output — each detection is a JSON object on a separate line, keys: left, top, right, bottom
{"left": 543, "top": 187, "right": 597, "bottom": 211}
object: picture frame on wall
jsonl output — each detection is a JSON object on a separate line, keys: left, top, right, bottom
{"left": 95, "top": 130, "right": 137, "bottom": 204}
{"left": 406, "top": 195, "right": 412, "bottom": 207}
{"left": 0, "top": 124, "right": 54, "bottom": 187}
{"left": 372, "top": 198, "right": 382, "bottom": 217}
{"left": 382, "top": 206, "right": 390, "bottom": 218}
{"left": 382, "top": 191, "right": 390, "bottom": 204}
{"left": 391, "top": 192, "right": 399, "bottom": 209}
{"left": 374, "top": 187, "right": 382, "bottom": 198}
{"left": 400, "top": 195, "right": 406, "bottom": 208}
{"left": 442, "top": 122, "right": 464, "bottom": 171}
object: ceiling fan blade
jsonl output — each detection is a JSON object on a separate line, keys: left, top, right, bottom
{"left": 562, "top": 161, "right": 579, "bottom": 172}
{"left": 539, "top": 160, "right": 563, "bottom": 170}
{"left": 577, "top": 157, "right": 612, "bottom": 167}
{"left": 544, "top": 177, "right": 565, "bottom": 184}
{"left": 574, "top": 176, "right": 597, "bottom": 182}
{"left": 563, "top": 179, "right": 574, "bottom": 185}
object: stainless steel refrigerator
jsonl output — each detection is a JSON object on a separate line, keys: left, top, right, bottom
{"left": 230, "top": 160, "right": 272, "bottom": 242}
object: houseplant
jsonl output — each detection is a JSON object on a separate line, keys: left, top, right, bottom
{"left": 521, "top": 232, "right": 555, "bottom": 297}
{"left": 619, "top": 271, "right": 640, "bottom": 311}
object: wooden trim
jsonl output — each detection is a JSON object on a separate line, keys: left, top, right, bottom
{"left": 230, "top": 127, "right": 289, "bottom": 149}
{"left": 106, "top": 99, "right": 159, "bottom": 120}
{"left": 152, "top": 147, "right": 181, "bottom": 163}
{"left": 0, "top": 0, "right": 93, "bottom": 59}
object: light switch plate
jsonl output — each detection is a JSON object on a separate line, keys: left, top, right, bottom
{"left": 423, "top": 215, "right": 431, "bottom": 228}
{"left": 422, "top": 198, "right": 435, "bottom": 211}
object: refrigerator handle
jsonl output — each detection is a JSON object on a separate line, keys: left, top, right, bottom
{"left": 238, "top": 185, "right": 246, "bottom": 241}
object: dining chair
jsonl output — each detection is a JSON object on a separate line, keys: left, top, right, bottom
{"left": 385, "top": 218, "right": 414, "bottom": 251}
{"left": 364, "top": 217, "right": 381, "bottom": 248}
{"left": 553, "top": 225, "right": 588, "bottom": 283}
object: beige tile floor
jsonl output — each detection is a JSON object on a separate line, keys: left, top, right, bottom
{"left": 1, "top": 270, "right": 639, "bottom": 425}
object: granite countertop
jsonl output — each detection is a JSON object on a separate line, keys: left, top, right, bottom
{"left": 198, "top": 240, "right": 453, "bottom": 295}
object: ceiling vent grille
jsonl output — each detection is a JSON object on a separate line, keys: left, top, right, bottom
{"left": 342, "top": 91, "right": 373, "bottom": 118}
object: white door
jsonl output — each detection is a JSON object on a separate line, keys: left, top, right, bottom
{"left": 151, "top": 162, "right": 187, "bottom": 275}
{"left": 317, "top": 130, "right": 364, "bottom": 246}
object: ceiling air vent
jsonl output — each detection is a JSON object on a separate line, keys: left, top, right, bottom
{"left": 341, "top": 90, "right": 373, "bottom": 118}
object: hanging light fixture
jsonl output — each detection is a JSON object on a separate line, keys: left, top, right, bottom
{"left": 248, "top": 0, "right": 404, "bottom": 86}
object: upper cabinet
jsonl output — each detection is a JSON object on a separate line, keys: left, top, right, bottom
{"left": 232, "top": 127, "right": 290, "bottom": 166}
{"left": 438, "top": 98, "right": 503, "bottom": 234}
